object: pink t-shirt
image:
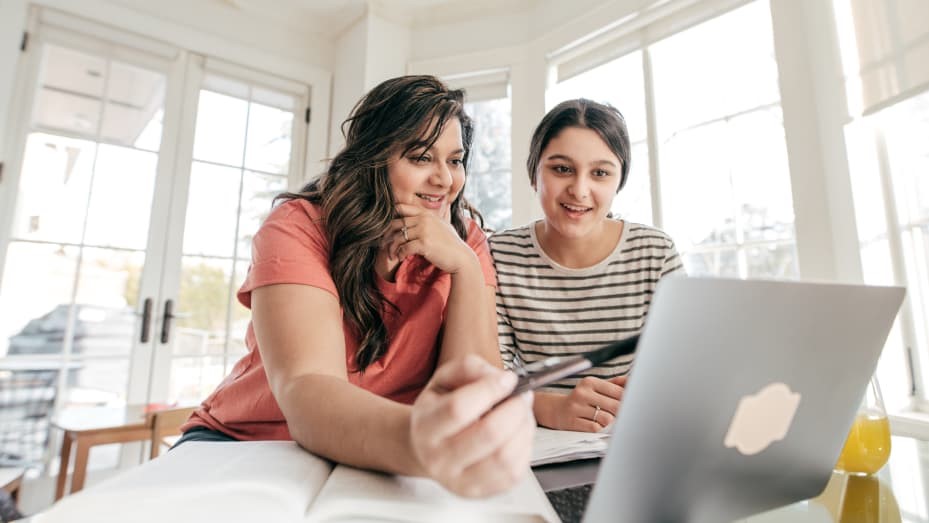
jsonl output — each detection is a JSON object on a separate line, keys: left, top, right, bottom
{"left": 182, "top": 199, "right": 496, "bottom": 440}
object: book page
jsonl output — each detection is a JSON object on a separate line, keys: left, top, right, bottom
{"left": 532, "top": 427, "right": 610, "bottom": 466}
{"left": 307, "top": 465, "right": 559, "bottom": 523}
{"left": 32, "top": 441, "right": 334, "bottom": 523}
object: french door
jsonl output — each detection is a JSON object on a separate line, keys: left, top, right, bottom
{"left": 0, "top": 11, "right": 308, "bottom": 434}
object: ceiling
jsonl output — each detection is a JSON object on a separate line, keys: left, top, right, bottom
{"left": 219, "top": 0, "right": 541, "bottom": 39}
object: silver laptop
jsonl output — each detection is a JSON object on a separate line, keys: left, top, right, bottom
{"left": 583, "top": 277, "right": 905, "bottom": 523}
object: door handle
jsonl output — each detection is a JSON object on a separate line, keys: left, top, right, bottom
{"left": 160, "top": 299, "right": 174, "bottom": 344}
{"left": 139, "top": 297, "right": 153, "bottom": 343}
{"left": 160, "top": 299, "right": 192, "bottom": 344}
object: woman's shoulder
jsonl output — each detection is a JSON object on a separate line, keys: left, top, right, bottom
{"left": 268, "top": 197, "right": 324, "bottom": 223}
{"left": 254, "top": 198, "right": 328, "bottom": 250}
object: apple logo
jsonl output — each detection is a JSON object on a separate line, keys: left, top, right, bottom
{"left": 724, "top": 382, "right": 801, "bottom": 455}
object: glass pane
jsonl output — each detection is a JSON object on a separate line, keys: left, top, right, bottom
{"left": 168, "top": 356, "right": 225, "bottom": 406}
{"left": 245, "top": 101, "right": 294, "bottom": 174}
{"left": 547, "top": 51, "right": 647, "bottom": 143}
{"left": 860, "top": 238, "right": 895, "bottom": 287}
{"left": 83, "top": 145, "right": 158, "bottom": 250}
{"left": 463, "top": 97, "right": 512, "bottom": 231}
{"left": 745, "top": 242, "right": 798, "bottom": 278}
{"left": 0, "top": 368, "right": 56, "bottom": 465}
{"left": 72, "top": 248, "right": 143, "bottom": 355}
{"left": 100, "top": 62, "right": 166, "bottom": 149}
{"left": 651, "top": 1, "right": 780, "bottom": 137}
{"left": 239, "top": 172, "right": 286, "bottom": 257}
{"left": 660, "top": 120, "right": 737, "bottom": 248}
{"left": 192, "top": 90, "right": 248, "bottom": 166}
{"left": 682, "top": 248, "right": 739, "bottom": 277}
{"left": 12, "top": 133, "right": 95, "bottom": 244}
{"left": 881, "top": 91, "right": 929, "bottom": 226}
{"left": 173, "top": 257, "right": 234, "bottom": 357}
{"left": 728, "top": 107, "right": 795, "bottom": 243}
{"left": 0, "top": 243, "right": 79, "bottom": 356}
{"left": 611, "top": 142, "right": 652, "bottom": 224}
{"left": 33, "top": 46, "right": 105, "bottom": 137}
{"left": 183, "top": 162, "right": 242, "bottom": 258}
{"left": 68, "top": 358, "right": 130, "bottom": 406}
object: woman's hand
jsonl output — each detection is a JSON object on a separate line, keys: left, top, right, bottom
{"left": 385, "top": 203, "right": 477, "bottom": 274}
{"left": 410, "top": 355, "right": 535, "bottom": 498}
{"left": 535, "top": 375, "right": 627, "bottom": 432}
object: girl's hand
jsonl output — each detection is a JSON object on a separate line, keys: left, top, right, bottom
{"left": 385, "top": 203, "right": 477, "bottom": 274}
{"left": 537, "top": 375, "right": 626, "bottom": 432}
{"left": 410, "top": 355, "right": 535, "bottom": 498}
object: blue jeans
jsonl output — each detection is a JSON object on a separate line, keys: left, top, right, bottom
{"left": 171, "top": 426, "right": 239, "bottom": 450}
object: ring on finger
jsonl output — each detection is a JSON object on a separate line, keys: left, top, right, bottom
{"left": 592, "top": 405, "right": 601, "bottom": 424}
{"left": 401, "top": 226, "right": 409, "bottom": 241}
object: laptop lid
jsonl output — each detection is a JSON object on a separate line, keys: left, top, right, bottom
{"left": 582, "top": 277, "right": 905, "bottom": 523}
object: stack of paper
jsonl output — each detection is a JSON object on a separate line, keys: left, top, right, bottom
{"left": 531, "top": 427, "right": 611, "bottom": 466}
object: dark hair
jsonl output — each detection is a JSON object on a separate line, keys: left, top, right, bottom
{"left": 277, "top": 75, "right": 481, "bottom": 371}
{"left": 527, "top": 99, "right": 631, "bottom": 192}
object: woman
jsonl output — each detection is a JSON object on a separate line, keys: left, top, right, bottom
{"left": 178, "top": 75, "right": 534, "bottom": 498}
{"left": 491, "top": 99, "right": 683, "bottom": 433}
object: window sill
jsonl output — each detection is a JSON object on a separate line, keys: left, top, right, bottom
{"left": 889, "top": 409, "right": 929, "bottom": 440}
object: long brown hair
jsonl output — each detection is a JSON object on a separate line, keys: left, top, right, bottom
{"left": 277, "top": 75, "right": 481, "bottom": 371}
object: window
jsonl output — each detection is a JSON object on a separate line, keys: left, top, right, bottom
{"left": 0, "top": 14, "right": 309, "bottom": 469}
{"left": 651, "top": 1, "right": 796, "bottom": 278}
{"left": 546, "top": 0, "right": 797, "bottom": 279}
{"left": 169, "top": 72, "right": 302, "bottom": 404}
{"left": 464, "top": 96, "right": 512, "bottom": 231}
{"left": 856, "top": 91, "right": 929, "bottom": 411}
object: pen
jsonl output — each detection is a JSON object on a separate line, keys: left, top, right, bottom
{"left": 504, "top": 334, "right": 640, "bottom": 400}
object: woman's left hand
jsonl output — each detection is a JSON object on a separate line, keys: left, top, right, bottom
{"left": 386, "top": 203, "right": 477, "bottom": 274}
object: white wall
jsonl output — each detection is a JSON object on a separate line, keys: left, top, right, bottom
{"left": 106, "top": 0, "right": 335, "bottom": 71}
{"left": 328, "top": 9, "right": 412, "bottom": 158}
{"left": 0, "top": 0, "right": 29, "bottom": 171}
{"left": 365, "top": 10, "right": 411, "bottom": 90}
{"left": 330, "top": 18, "right": 368, "bottom": 158}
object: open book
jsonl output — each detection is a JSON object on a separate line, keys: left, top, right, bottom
{"left": 32, "top": 441, "right": 559, "bottom": 523}
{"left": 531, "top": 427, "right": 611, "bottom": 466}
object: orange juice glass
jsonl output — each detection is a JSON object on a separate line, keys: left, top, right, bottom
{"left": 835, "top": 413, "right": 891, "bottom": 475}
{"left": 835, "top": 378, "right": 891, "bottom": 475}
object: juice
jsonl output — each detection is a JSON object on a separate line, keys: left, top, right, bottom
{"left": 835, "top": 414, "right": 891, "bottom": 475}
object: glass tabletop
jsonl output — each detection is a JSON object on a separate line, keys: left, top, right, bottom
{"left": 744, "top": 435, "right": 929, "bottom": 522}
{"left": 537, "top": 435, "right": 929, "bottom": 523}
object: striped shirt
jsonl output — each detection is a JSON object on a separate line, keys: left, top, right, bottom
{"left": 489, "top": 221, "right": 684, "bottom": 392}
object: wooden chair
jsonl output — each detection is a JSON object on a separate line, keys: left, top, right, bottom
{"left": 0, "top": 467, "right": 24, "bottom": 521}
{"left": 0, "top": 468, "right": 23, "bottom": 504}
{"left": 148, "top": 407, "right": 197, "bottom": 459}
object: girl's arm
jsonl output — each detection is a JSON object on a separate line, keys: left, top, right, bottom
{"left": 252, "top": 283, "right": 531, "bottom": 496}
{"left": 533, "top": 376, "right": 627, "bottom": 432}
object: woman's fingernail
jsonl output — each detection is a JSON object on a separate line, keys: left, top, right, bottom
{"left": 499, "top": 372, "right": 516, "bottom": 391}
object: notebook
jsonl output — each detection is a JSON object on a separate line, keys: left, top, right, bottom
{"left": 583, "top": 277, "right": 905, "bottom": 523}
{"left": 32, "top": 440, "right": 559, "bottom": 523}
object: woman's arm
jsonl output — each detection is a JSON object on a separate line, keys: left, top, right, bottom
{"left": 439, "top": 273, "right": 501, "bottom": 368}
{"left": 388, "top": 204, "right": 500, "bottom": 367}
{"left": 252, "top": 283, "right": 531, "bottom": 496}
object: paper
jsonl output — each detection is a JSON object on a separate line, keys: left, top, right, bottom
{"left": 32, "top": 440, "right": 559, "bottom": 523}
{"left": 531, "top": 427, "right": 611, "bottom": 466}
